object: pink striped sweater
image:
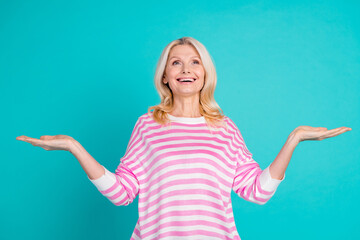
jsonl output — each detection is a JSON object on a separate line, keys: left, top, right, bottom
{"left": 88, "top": 112, "right": 285, "bottom": 239}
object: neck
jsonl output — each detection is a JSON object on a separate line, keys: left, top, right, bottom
{"left": 170, "top": 94, "right": 201, "bottom": 118}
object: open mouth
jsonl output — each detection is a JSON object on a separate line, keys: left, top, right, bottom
{"left": 176, "top": 78, "right": 197, "bottom": 83}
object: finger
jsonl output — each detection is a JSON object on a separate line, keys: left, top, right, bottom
{"left": 16, "top": 135, "right": 28, "bottom": 140}
{"left": 16, "top": 136, "right": 32, "bottom": 141}
{"left": 20, "top": 137, "right": 42, "bottom": 145}
{"left": 313, "top": 127, "right": 327, "bottom": 131}
{"left": 332, "top": 128, "right": 350, "bottom": 137}
{"left": 322, "top": 128, "right": 348, "bottom": 139}
{"left": 40, "top": 135, "right": 52, "bottom": 140}
{"left": 325, "top": 127, "right": 345, "bottom": 133}
{"left": 332, "top": 127, "right": 351, "bottom": 134}
{"left": 28, "top": 139, "right": 42, "bottom": 145}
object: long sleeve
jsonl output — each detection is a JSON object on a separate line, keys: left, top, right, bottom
{"left": 88, "top": 117, "right": 142, "bottom": 206}
{"left": 230, "top": 121, "right": 285, "bottom": 205}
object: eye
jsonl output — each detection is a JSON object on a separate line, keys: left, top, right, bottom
{"left": 193, "top": 60, "right": 200, "bottom": 64}
{"left": 172, "top": 60, "right": 180, "bottom": 65}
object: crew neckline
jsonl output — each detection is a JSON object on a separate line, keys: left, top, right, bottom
{"left": 167, "top": 113, "right": 206, "bottom": 123}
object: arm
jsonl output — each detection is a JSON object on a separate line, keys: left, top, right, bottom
{"left": 69, "top": 139, "right": 105, "bottom": 180}
{"left": 233, "top": 125, "right": 351, "bottom": 205}
{"left": 69, "top": 139, "right": 139, "bottom": 206}
{"left": 232, "top": 157, "right": 285, "bottom": 205}
{"left": 269, "top": 125, "right": 351, "bottom": 180}
{"left": 16, "top": 115, "right": 146, "bottom": 206}
{"left": 269, "top": 131, "right": 299, "bottom": 180}
{"left": 230, "top": 123, "right": 285, "bottom": 205}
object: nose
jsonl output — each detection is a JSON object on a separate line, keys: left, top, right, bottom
{"left": 182, "top": 64, "right": 191, "bottom": 73}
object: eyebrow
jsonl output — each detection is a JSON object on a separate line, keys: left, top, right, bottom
{"left": 168, "top": 56, "right": 200, "bottom": 60}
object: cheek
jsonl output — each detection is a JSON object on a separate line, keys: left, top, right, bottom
{"left": 167, "top": 68, "right": 180, "bottom": 78}
{"left": 196, "top": 67, "right": 205, "bottom": 76}
{"left": 197, "top": 70, "right": 205, "bottom": 79}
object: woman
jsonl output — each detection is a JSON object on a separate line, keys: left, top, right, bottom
{"left": 16, "top": 37, "right": 351, "bottom": 239}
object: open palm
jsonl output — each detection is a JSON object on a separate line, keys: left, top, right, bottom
{"left": 16, "top": 135, "right": 74, "bottom": 151}
{"left": 295, "top": 126, "right": 352, "bottom": 142}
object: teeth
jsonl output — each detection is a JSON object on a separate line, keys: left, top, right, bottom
{"left": 177, "top": 78, "right": 195, "bottom": 82}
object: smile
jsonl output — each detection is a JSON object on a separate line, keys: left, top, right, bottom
{"left": 176, "top": 78, "right": 196, "bottom": 83}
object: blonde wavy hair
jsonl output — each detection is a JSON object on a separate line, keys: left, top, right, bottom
{"left": 148, "top": 36, "right": 226, "bottom": 128}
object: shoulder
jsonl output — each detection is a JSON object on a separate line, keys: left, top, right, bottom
{"left": 138, "top": 112, "right": 153, "bottom": 121}
{"left": 133, "top": 112, "right": 155, "bottom": 126}
{"left": 221, "top": 115, "right": 247, "bottom": 139}
{"left": 221, "top": 115, "right": 237, "bottom": 130}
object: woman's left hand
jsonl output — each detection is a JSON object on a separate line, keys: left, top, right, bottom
{"left": 294, "top": 126, "right": 352, "bottom": 143}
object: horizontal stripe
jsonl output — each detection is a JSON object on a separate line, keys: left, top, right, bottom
{"left": 89, "top": 112, "right": 285, "bottom": 239}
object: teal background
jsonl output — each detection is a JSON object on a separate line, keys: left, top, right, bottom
{"left": 2, "top": 0, "right": 359, "bottom": 239}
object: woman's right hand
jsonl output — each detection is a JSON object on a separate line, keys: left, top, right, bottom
{"left": 16, "top": 135, "right": 75, "bottom": 151}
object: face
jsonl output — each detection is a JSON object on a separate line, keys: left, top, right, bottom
{"left": 163, "top": 44, "right": 205, "bottom": 98}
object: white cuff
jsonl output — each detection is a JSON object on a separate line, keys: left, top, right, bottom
{"left": 259, "top": 166, "right": 285, "bottom": 192}
{"left": 88, "top": 165, "right": 117, "bottom": 191}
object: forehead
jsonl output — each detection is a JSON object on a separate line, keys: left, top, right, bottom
{"left": 168, "top": 44, "right": 200, "bottom": 58}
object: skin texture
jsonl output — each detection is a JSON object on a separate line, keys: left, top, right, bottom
{"left": 269, "top": 126, "right": 351, "bottom": 180}
{"left": 15, "top": 45, "right": 352, "bottom": 180}
{"left": 163, "top": 44, "right": 205, "bottom": 118}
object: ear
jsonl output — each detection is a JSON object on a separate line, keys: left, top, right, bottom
{"left": 163, "top": 75, "right": 167, "bottom": 84}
